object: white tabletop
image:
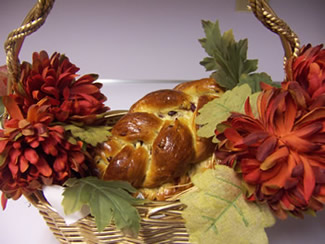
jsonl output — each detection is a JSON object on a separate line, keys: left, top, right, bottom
{"left": 1, "top": 80, "right": 325, "bottom": 244}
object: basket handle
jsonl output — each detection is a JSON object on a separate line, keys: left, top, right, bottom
{"left": 4, "top": 0, "right": 55, "bottom": 96}
{"left": 248, "top": 0, "right": 300, "bottom": 61}
{"left": 4, "top": 0, "right": 300, "bottom": 94}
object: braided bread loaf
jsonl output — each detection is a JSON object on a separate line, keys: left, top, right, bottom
{"left": 95, "top": 78, "right": 223, "bottom": 197}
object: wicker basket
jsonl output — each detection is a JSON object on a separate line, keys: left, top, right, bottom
{"left": 3, "top": 0, "right": 300, "bottom": 243}
{"left": 23, "top": 110, "right": 192, "bottom": 244}
{"left": 26, "top": 189, "right": 189, "bottom": 243}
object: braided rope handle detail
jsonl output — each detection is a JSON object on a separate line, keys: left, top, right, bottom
{"left": 4, "top": 0, "right": 55, "bottom": 95}
{"left": 248, "top": 0, "right": 300, "bottom": 62}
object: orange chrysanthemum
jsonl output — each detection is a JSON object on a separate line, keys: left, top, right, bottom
{"left": 0, "top": 51, "right": 111, "bottom": 209}
{"left": 0, "top": 97, "right": 90, "bottom": 203}
{"left": 215, "top": 85, "right": 325, "bottom": 218}
{"left": 14, "top": 51, "right": 109, "bottom": 124}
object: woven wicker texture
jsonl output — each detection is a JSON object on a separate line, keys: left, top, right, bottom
{"left": 4, "top": 0, "right": 301, "bottom": 243}
{"left": 31, "top": 190, "right": 189, "bottom": 244}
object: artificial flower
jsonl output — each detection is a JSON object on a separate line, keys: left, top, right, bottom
{"left": 215, "top": 85, "right": 325, "bottom": 219}
{"left": 15, "top": 51, "right": 109, "bottom": 125}
{"left": 0, "top": 97, "right": 90, "bottom": 207}
{"left": 285, "top": 44, "right": 325, "bottom": 109}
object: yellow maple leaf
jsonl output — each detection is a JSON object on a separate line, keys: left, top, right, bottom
{"left": 180, "top": 165, "right": 275, "bottom": 244}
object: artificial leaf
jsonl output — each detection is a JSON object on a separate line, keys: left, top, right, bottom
{"left": 180, "top": 166, "right": 275, "bottom": 244}
{"left": 196, "top": 84, "right": 252, "bottom": 140}
{"left": 64, "top": 124, "right": 111, "bottom": 146}
{"left": 199, "top": 20, "right": 258, "bottom": 90}
{"left": 62, "top": 177, "right": 144, "bottom": 235}
{"left": 67, "top": 136, "right": 77, "bottom": 145}
{"left": 238, "top": 72, "right": 278, "bottom": 93}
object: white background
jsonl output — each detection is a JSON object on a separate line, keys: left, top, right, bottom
{"left": 0, "top": 0, "right": 324, "bottom": 82}
{"left": 0, "top": 0, "right": 325, "bottom": 243}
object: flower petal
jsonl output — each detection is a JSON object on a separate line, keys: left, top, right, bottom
{"left": 53, "top": 153, "right": 67, "bottom": 172}
{"left": 224, "top": 128, "right": 243, "bottom": 146}
{"left": 280, "top": 193, "right": 295, "bottom": 210}
{"left": 260, "top": 147, "right": 289, "bottom": 171}
{"left": 19, "top": 155, "right": 29, "bottom": 173}
{"left": 8, "top": 160, "right": 19, "bottom": 177}
{"left": 1, "top": 193, "right": 8, "bottom": 210}
{"left": 313, "top": 167, "right": 325, "bottom": 184}
{"left": 263, "top": 153, "right": 296, "bottom": 190}
{"left": 24, "top": 148, "right": 39, "bottom": 164}
{"left": 36, "top": 157, "right": 52, "bottom": 177}
{"left": 256, "top": 136, "right": 277, "bottom": 162}
{"left": 292, "top": 122, "right": 323, "bottom": 138}
{"left": 244, "top": 97, "right": 254, "bottom": 117}
{"left": 281, "top": 134, "right": 319, "bottom": 152}
{"left": 243, "top": 131, "right": 269, "bottom": 146}
{"left": 301, "top": 156, "right": 316, "bottom": 202}
{"left": 0, "top": 140, "right": 9, "bottom": 154}
{"left": 296, "top": 107, "right": 325, "bottom": 126}
{"left": 2, "top": 96, "right": 23, "bottom": 120}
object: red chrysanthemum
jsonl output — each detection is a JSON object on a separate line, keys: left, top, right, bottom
{"left": 0, "top": 97, "right": 90, "bottom": 203}
{"left": 215, "top": 85, "right": 325, "bottom": 219}
{"left": 15, "top": 51, "right": 109, "bottom": 124}
{"left": 285, "top": 44, "right": 325, "bottom": 108}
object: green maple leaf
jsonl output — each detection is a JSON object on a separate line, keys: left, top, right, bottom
{"left": 238, "top": 72, "right": 279, "bottom": 93}
{"left": 196, "top": 84, "right": 260, "bottom": 141}
{"left": 62, "top": 177, "right": 144, "bottom": 235}
{"left": 180, "top": 166, "right": 275, "bottom": 244}
{"left": 199, "top": 20, "right": 258, "bottom": 90}
{"left": 64, "top": 124, "right": 111, "bottom": 146}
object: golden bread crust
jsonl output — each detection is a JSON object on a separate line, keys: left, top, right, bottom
{"left": 95, "top": 78, "right": 223, "bottom": 196}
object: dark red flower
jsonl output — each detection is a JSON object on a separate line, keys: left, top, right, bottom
{"left": 215, "top": 86, "right": 325, "bottom": 219}
{"left": 0, "top": 97, "right": 90, "bottom": 205}
{"left": 15, "top": 51, "right": 109, "bottom": 124}
{"left": 285, "top": 44, "right": 325, "bottom": 108}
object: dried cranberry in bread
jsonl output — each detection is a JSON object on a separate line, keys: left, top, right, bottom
{"left": 95, "top": 78, "right": 223, "bottom": 192}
